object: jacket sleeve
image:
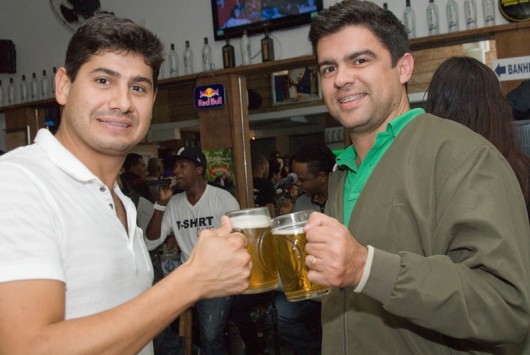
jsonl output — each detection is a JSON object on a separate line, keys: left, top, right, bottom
{"left": 364, "top": 145, "right": 530, "bottom": 344}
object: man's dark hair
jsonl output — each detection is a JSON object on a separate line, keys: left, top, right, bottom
{"left": 64, "top": 14, "right": 164, "bottom": 87}
{"left": 308, "top": 0, "right": 409, "bottom": 67}
{"left": 292, "top": 143, "right": 336, "bottom": 176}
{"left": 123, "top": 152, "right": 143, "bottom": 171}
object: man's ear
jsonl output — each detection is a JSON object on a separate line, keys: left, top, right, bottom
{"left": 398, "top": 53, "right": 414, "bottom": 85}
{"left": 55, "top": 67, "right": 71, "bottom": 105}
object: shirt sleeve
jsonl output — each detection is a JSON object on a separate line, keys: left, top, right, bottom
{"left": 0, "top": 163, "right": 65, "bottom": 283}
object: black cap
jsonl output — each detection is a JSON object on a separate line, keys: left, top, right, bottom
{"left": 168, "top": 147, "right": 207, "bottom": 169}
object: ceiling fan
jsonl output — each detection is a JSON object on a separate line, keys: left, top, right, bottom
{"left": 50, "top": 0, "right": 108, "bottom": 31}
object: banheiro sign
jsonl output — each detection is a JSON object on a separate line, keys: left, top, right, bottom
{"left": 493, "top": 55, "right": 530, "bottom": 82}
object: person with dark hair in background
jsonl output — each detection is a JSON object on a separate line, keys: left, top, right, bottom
{"left": 228, "top": 152, "right": 276, "bottom": 355}
{"left": 426, "top": 56, "right": 530, "bottom": 222}
{"left": 274, "top": 142, "right": 336, "bottom": 355}
{"left": 304, "top": 1, "right": 530, "bottom": 354}
{"left": 0, "top": 14, "right": 251, "bottom": 354}
{"left": 145, "top": 147, "right": 240, "bottom": 355}
{"left": 121, "top": 152, "right": 153, "bottom": 202}
{"left": 291, "top": 142, "right": 335, "bottom": 213}
{"left": 252, "top": 153, "right": 277, "bottom": 217}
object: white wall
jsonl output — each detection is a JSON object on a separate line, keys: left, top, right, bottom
{"left": 0, "top": 0, "right": 508, "bottom": 92}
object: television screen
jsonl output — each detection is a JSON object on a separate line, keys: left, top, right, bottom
{"left": 211, "top": 0, "right": 323, "bottom": 41}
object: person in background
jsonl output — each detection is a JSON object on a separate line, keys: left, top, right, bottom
{"left": 426, "top": 56, "right": 530, "bottom": 221}
{"left": 274, "top": 142, "right": 335, "bottom": 355}
{"left": 121, "top": 152, "right": 153, "bottom": 202}
{"left": 229, "top": 152, "right": 276, "bottom": 355}
{"left": 291, "top": 142, "right": 335, "bottom": 213}
{"left": 268, "top": 156, "right": 283, "bottom": 187}
{"left": 145, "top": 156, "right": 164, "bottom": 202}
{"left": 145, "top": 147, "right": 240, "bottom": 355}
{"left": 276, "top": 193, "right": 296, "bottom": 216}
{"left": 252, "top": 152, "right": 276, "bottom": 217}
{"left": 304, "top": 1, "right": 530, "bottom": 354}
{"left": 0, "top": 14, "right": 250, "bottom": 355}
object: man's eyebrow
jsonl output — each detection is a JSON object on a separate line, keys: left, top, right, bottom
{"left": 90, "top": 67, "right": 153, "bottom": 87}
{"left": 318, "top": 49, "right": 378, "bottom": 70}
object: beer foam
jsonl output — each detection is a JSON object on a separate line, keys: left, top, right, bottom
{"left": 230, "top": 214, "right": 271, "bottom": 229}
{"left": 271, "top": 227, "right": 305, "bottom": 235}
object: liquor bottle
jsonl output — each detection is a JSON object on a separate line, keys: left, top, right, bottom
{"left": 464, "top": 0, "right": 477, "bottom": 29}
{"left": 261, "top": 29, "right": 275, "bottom": 62}
{"left": 183, "top": 40, "right": 194, "bottom": 75}
{"left": 383, "top": 3, "right": 388, "bottom": 10}
{"left": 8, "top": 78, "right": 16, "bottom": 105}
{"left": 427, "top": 0, "right": 440, "bottom": 35}
{"left": 30, "top": 72, "right": 40, "bottom": 101}
{"left": 20, "top": 75, "right": 29, "bottom": 103}
{"left": 446, "top": 0, "right": 459, "bottom": 33}
{"left": 50, "top": 67, "right": 57, "bottom": 95}
{"left": 241, "top": 30, "right": 251, "bottom": 65}
{"left": 202, "top": 37, "right": 213, "bottom": 71}
{"left": 403, "top": 0, "right": 416, "bottom": 39}
{"left": 222, "top": 37, "right": 235, "bottom": 68}
{"left": 0, "top": 80, "right": 5, "bottom": 106}
{"left": 167, "top": 43, "right": 178, "bottom": 77}
{"left": 40, "top": 70, "right": 50, "bottom": 99}
{"left": 482, "top": 0, "right": 495, "bottom": 26}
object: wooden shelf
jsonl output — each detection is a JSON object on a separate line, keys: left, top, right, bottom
{"left": 3, "top": 21, "right": 529, "bottom": 114}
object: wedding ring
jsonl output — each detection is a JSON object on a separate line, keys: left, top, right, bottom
{"left": 311, "top": 256, "right": 318, "bottom": 268}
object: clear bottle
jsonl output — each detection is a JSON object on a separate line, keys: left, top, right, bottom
{"left": 202, "top": 37, "right": 213, "bottom": 71}
{"left": 0, "top": 80, "right": 5, "bottom": 106}
{"left": 241, "top": 30, "right": 251, "bottom": 65}
{"left": 482, "top": 0, "right": 495, "bottom": 26}
{"left": 8, "top": 77, "right": 16, "bottom": 105}
{"left": 50, "top": 67, "right": 57, "bottom": 95}
{"left": 464, "top": 0, "right": 477, "bottom": 29}
{"left": 183, "top": 40, "right": 194, "bottom": 75}
{"left": 261, "top": 29, "right": 275, "bottom": 62}
{"left": 446, "top": 0, "right": 459, "bottom": 33}
{"left": 40, "top": 70, "right": 50, "bottom": 99}
{"left": 20, "top": 75, "right": 29, "bottom": 103}
{"left": 222, "top": 37, "right": 236, "bottom": 68}
{"left": 30, "top": 72, "right": 40, "bottom": 101}
{"left": 403, "top": 0, "right": 416, "bottom": 39}
{"left": 167, "top": 43, "right": 178, "bottom": 77}
{"left": 427, "top": 0, "right": 440, "bottom": 35}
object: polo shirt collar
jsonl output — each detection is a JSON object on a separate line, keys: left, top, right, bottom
{"left": 34, "top": 129, "right": 99, "bottom": 183}
{"left": 336, "top": 108, "right": 425, "bottom": 170}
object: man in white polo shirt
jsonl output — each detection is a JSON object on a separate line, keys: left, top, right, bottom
{"left": 0, "top": 14, "right": 250, "bottom": 354}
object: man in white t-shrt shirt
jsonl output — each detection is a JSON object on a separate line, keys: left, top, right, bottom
{"left": 146, "top": 147, "right": 240, "bottom": 355}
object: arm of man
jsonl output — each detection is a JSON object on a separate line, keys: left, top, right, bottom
{"left": 0, "top": 217, "right": 251, "bottom": 354}
{"left": 145, "top": 185, "right": 174, "bottom": 245}
{"left": 305, "top": 145, "right": 530, "bottom": 344}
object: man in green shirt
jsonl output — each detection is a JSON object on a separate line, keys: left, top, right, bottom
{"left": 303, "top": 1, "right": 530, "bottom": 354}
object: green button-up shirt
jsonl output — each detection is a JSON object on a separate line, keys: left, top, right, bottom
{"left": 337, "top": 108, "right": 425, "bottom": 226}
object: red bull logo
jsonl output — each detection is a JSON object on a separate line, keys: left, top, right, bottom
{"left": 195, "top": 84, "right": 225, "bottom": 109}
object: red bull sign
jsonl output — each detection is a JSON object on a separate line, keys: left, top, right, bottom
{"left": 194, "top": 84, "right": 225, "bottom": 109}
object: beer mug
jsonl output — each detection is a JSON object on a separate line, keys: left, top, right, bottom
{"left": 226, "top": 207, "right": 278, "bottom": 294}
{"left": 271, "top": 210, "right": 330, "bottom": 302}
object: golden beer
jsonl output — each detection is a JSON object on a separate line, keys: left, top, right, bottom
{"left": 271, "top": 211, "right": 330, "bottom": 302}
{"left": 229, "top": 213, "right": 278, "bottom": 294}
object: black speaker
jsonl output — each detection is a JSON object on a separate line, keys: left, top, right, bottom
{"left": 0, "top": 40, "right": 16, "bottom": 74}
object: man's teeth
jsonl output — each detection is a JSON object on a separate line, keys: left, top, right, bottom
{"left": 339, "top": 94, "right": 365, "bottom": 103}
{"left": 99, "top": 119, "right": 129, "bottom": 128}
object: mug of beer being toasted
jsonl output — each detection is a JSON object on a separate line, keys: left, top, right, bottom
{"left": 271, "top": 210, "right": 330, "bottom": 302}
{"left": 226, "top": 207, "right": 278, "bottom": 294}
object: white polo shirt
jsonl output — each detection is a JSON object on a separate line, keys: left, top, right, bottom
{"left": 0, "top": 129, "right": 154, "bottom": 355}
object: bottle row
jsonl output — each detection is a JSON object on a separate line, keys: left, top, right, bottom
{"left": 0, "top": 68, "right": 57, "bottom": 107}
{"left": 162, "top": 31, "right": 275, "bottom": 79}
{"left": 398, "top": 0, "right": 496, "bottom": 39}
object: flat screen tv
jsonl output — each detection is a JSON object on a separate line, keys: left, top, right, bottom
{"left": 211, "top": 0, "right": 323, "bottom": 41}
